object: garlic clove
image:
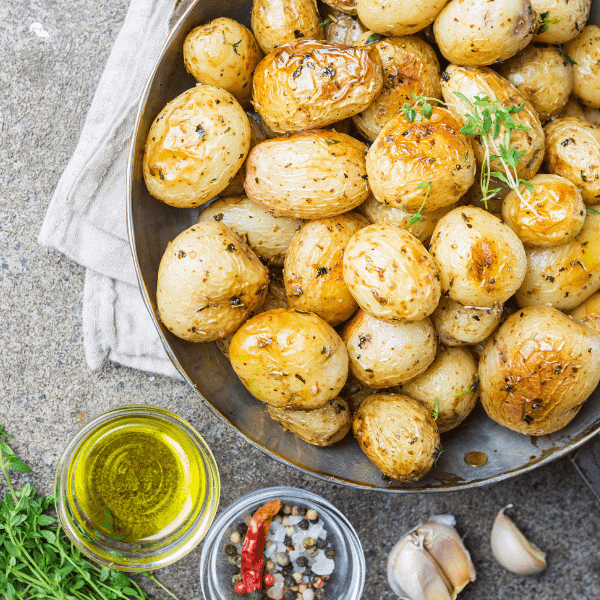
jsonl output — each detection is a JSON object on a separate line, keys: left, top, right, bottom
{"left": 388, "top": 530, "right": 455, "bottom": 600}
{"left": 491, "top": 504, "right": 547, "bottom": 575}
{"left": 417, "top": 521, "right": 477, "bottom": 595}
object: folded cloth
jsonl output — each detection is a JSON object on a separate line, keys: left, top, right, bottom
{"left": 39, "top": 0, "right": 196, "bottom": 378}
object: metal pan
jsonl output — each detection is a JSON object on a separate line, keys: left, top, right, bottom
{"left": 127, "top": 0, "right": 600, "bottom": 492}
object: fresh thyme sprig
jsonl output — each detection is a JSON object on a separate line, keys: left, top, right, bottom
{"left": 537, "top": 11, "right": 562, "bottom": 34}
{"left": 408, "top": 181, "right": 432, "bottom": 232}
{"left": 454, "top": 384, "right": 475, "bottom": 397}
{"left": 432, "top": 398, "right": 440, "bottom": 421}
{"left": 401, "top": 93, "right": 445, "bottom": 122}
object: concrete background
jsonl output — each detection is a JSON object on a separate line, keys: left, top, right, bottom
{"left": 2, "top": 1, "right": 600, "bottom": 598}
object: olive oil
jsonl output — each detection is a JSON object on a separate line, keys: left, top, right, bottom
{"left": 72, "top": 415, "right": 205, "bottom": 543}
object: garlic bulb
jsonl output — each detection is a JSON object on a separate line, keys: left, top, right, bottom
{"left": 491, "top": 504, "right": 547, "bottom": 575}
{"left": 387, "top": 515, "right": 476, "bottom": 600}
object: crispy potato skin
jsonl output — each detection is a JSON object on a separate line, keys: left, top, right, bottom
{"left": 251, "top": 0, "right": 323, "bottom": 55}
{"left": 323, "top": 7, "right": 368, "bottom": 44}
{"left": 516, "top": 207, "right": 600, "bottom": 309}
{"left": 352, "top": 35, "right": 442, "bottom": 142}
{"left": 229, "top": 309, "right": 348, "bottom": 410}
{"left": 344, "top": 224, "right": 441, "bottom": 322}
{"left": 252, "top": 40, "right": 383, "bottom": 133}
{"left": 143, "top": 86, "right": 250, "bottom": 208}
{"left": 353, "top": 393, "right": 442, "bottom": 482}
{"left": 366, "top": 107, "right": 475, "bottom": 211}
{"left": 501, "top": 174, "right": 586, "bottom": 247}
{"left": 531, "top": 0, "right": 591, "bottom": 44}
{"left": 343, "top": 310, "right": 437, "bottom": 388}
{"left": 157, "top": 222, "right": 269, "bottom": 343}
{"left": 183, "top": 18, "right": 263, "bottom": 107}
{"left": 441, "top": 66, "right": 545, "bottom": 180}
{"left": 284, "top": 212, "right": 368, "bottom": 325}
{"left": 480, "top": 305, "right": 600, "bottom": 435}
{"left": 198, "top": 196, "right": 303, "bottom": 266}
{"left": 500, "top": 45, "right": 573, "bottom": 121}
{"left": 267, "top": 397, "right": 352, "bottom": 446}
{"left": 433, "top": 0, "right": 535, "bottom": 66}
{"left": 544, "top": 118, "right": 600, "bottom": 204}
{"left": 430, "top": 206, "right": 527, "bottom": 308}
{"left": 569, "top": 292, "right": 600, "bottom": 335}
{"left": 400, "top": 346, "right": 479, "bottom": 433}
{"left": 322, "top": 0, "right": 357, "bottom": 16}
{"left": 245, "top": 129, "right": 370, "bottom": 219}
{"left": 565, "top": 26, "right": 600, "bottom": 108}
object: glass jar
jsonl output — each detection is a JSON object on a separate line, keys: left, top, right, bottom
{"left": 200, "top": 486, "right": 365, "bottom": 600}
{"left": 55, "top": 405, "right": 220, "bottom": 572}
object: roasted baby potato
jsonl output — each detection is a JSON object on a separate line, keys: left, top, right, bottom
{"left": 499, "top": 45, "right": 574, "bottom": 121}
{"left": 268, "top": 397, "right": 352, "bottom": 446}
{"left": 183, "top": 18, "right": 263, "bottom": 107}
{"left": 198, "top": 196, "right": 303, "bottom": 266}
{"left": 501, "top": 174, "right": 586, "bottom": 247}
{"left": 284, "top": 212, "right": 368, "bottom": 325}
{"left": 352, "top": 34, "right": 442, "bottom": 142}
{"left": 366, "top": 107, "right": 475, "bottom": 211}
{"left": 532, "top": 0, "right": 591, "bottom": 44}
{"left": 433, "top": 0, "right": 535, "bottom": 66}
{"left": 322, "top": 0, "right": 357, "bottom": 15}
{"left": 515, "top": 206, "right": 600, "bottom": 309}
{"left": 544, "top": 117, "right": 600, "bottom": 204}
{"left": 431, "top": 296, "right": 503, "bottom": 346}
{"left": 399, "top": 346, "right": 479, "bottom": 433}
{"left": 251, "top": 0, "right": 323, "bottom": 55}
{"left": 322, "top": 7, "right": 368, "bottom": 44}
{"left": 157, "top": 222, "right": 268, "bottom": 343}
{"left": 480, "top": 305, "right": 600, "bottom": 435}
{"left": 441, "top": 66, "right": 545, "bottom": 180}
{"left": 356, "top": 0, "right": 450, "bottom": 36}
{"left": 245, "top": 129, "right": 370, "bottom": 219}
{"left": 353, "top": 393, "right": 442, "bottom": 482}
{"left": 569, "top": 292, "right": 600, "bottom": 335}
{"left": 229, "top": 309, "right": 348, "bottom": 410}
{"left": 143, "top": 86, "right": 250, "bottom": 208}
{"left": 343, "top": 310, "right": 437, "bottom": 388}
{"left": 564, "top": 26, "right": 600, "bottom": 108}
{"left": 344, "top": 223, "right": 441, "bottom": 322}
{"left": 252, "top": 39, "right": 383, "bottom": 133}
{"left": 430, "top": 206, "right": 527, "bottom": 308}
{"left": 340, "top": 372, "right": 379, "bottom": 413}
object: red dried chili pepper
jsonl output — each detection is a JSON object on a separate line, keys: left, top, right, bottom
{"left": 240, "top": 499, "right": 282, "bottom": 593}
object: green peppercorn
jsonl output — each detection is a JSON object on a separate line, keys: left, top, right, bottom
{"left": 303, "top": 537, "right": 315, "bottom": 549}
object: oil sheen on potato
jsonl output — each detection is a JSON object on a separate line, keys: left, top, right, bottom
{"left": 72, "top": 416, "right": 204, "bottom": 543}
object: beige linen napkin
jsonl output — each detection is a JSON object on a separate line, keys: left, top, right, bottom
{"left": 39, "top": 0, "right": 195, "bottom": 378}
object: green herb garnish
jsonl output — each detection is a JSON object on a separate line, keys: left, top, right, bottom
{"left": 587, "top": 208, "right": 600, "bottom": 215}
{"left": 365, "top": 33, "right": 384, "bottom": 45}
{"left": 455, "top": 384, "right": 475, "bottom": 397}
{"left": 537, "top": 11, "right": 562, "bottom": 34}
{"left": 408, "top": 181, "right": 432, "bottom": 233}
{"left": 400, "top": 94, "right": 444, "bottom": 123}
{"left": 565, "top": 54, "right": 578, "bottom": 65}
{"left": 325, "top": 139, "right": 341, "bottom": 146}
{"left": 230, "top": 39, "right": 242, "bottom": 55}
{"left": 319, "top": 17, "right": 332, "bottom": 27}
{"left": 432, "top": 398, "right": 440, "bottom": 421}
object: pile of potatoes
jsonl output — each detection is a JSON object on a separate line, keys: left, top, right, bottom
{"left": 144, "top": 0, "right": 600, "bottom": 483}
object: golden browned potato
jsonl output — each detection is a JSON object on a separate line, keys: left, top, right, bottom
{"left": 352, "top": 34, "right": 442, "bottom": 142}
{"left": 252, "top": 40, "right": 383, "bottom": 133}
{"left": 229, "top": 309, "right": 348, "bottom": 410}
{"left": 183, "top": 18, "right": 263, "bottom": 108}
{"left": 198, "top": 196, "right": 303, "bottom": 266}
{"left": 515, "top": 206, "right": 600, "bottom": 309}
{"left": 501, "top": 174, "right": 586, "bottom": 247}
{"left": 157, "top": 222, "right": 269, "bottom": 343}
{"left": 564, "top": 26, "right": 600, "bottom": 108}
{"left": 353, "top": 393, "right": 442, "bottom": 481}
{"left": 366, "top": 107, "right": 475, "bottom": 211}
{"left": 480, "top": 305, "right": 600, "bottom": 435}
{"left": 544, "top": 117, "right": 600, "bottom": 204}
{"left": 245, "top": 129, "right": 369, "bottom": 219}
{"left": 356, "top": 0, "right": 450, "bottom": 36}
{"left": 531, "top": 0, "right": 591, "bottom": 44}
{"left": 322, "top": 7, "right": 368, "bottom": 44}
{"left": 143, "top": 86, "right": 250, "bottom": 208}
{"left": 431, "top": 296, "right": 504, "bottom": 346}
{"left": 399, "top": 346, "right": 479, "bottom": 433}
{"left": 344, "top": 224, "right": 441, "bottom": 322}
{"left": 343, "top": 310, "right": 437, "bottom": 388}
{"left": 322, "top": 0, "right": 357, "bottom": 15}
{"left": 251, "top": 0, "right": 323, "bottom": 55}
{"left": 441, "top": 66, "right": 545, "bottom": 180}
{"left": 558, "top": 95, "right": 588, "bottom": 120}
{"left": 433, "top": 0, "right": 535, "bottom": 66}
{"left": 430, "top": 206, "right": 527, "bottom": 308}
{"left": 358, "top": 194, "right": 457, "bottom": 243}
{"left": 284, "top": 212, "right": 368, "bottom": 325}
{"left": 569, "top": 292, "right": 600, "bottom": 334}
{"left": 499, "top": 45, "right": 573, "bottom": 121}
{"left": 267, "top": 397, "right": 352, "bottom": 446}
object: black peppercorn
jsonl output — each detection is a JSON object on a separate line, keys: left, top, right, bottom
{"left": 224, "top": 544, "right": 238, "bottom": 556}
{"left": 284, "top": 592, "right": 296, "bottom": 600}
{"left": 297, "top": 506, "right": 307, "bottom": 516}
{"left": 296, "top": 556, "right": 308, "bottom": 567}
{"left": 325, "top": 547, "right": 336, "bottom": 559}
{"left": 316, "top": 538, "right": 327, "bottom": 549}
{"left": 237, "top": 523, "right": 248, "bottom": 536}
{"left": 281, "top": 563, "right": 294, "bottom": 574}
{"left": 298, "top": 519, "right": 310, "bottom": 530}
{"left": 284, "top": 575, "right": 294, "bottom": 587}
{"left": 284, "top": 534, "right": 293, "bottom": 546}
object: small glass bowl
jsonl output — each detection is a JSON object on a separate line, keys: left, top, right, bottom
{"left": 55, "top": 405, "right": 220, "bottom": 572}
{"left": 200, "top": 486, "right": 365, "bottom": 600}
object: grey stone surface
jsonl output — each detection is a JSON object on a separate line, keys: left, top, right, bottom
{"left": 1, "top": 1, "right": 600, "bottom": 599}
